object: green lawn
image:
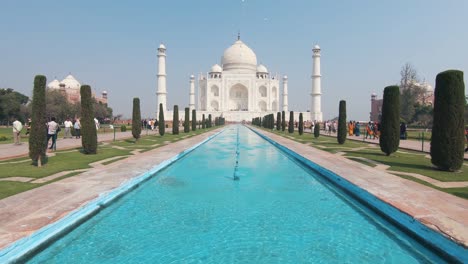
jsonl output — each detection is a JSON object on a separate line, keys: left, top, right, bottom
{"left": 261, "top": 127, "right": 468, "bottom": 199}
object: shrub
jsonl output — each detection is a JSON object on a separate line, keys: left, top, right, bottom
{"left": 184, "top": 107, "right": 190, "bottom": 133}
{"left": 172, "top": 105, "right": 179, "bottom": 135}
{"left": 281, "top": 111, "right": 286, "bottom": 131}
{"left": 202, "top": 114, "right": 206, "bottom": 129}
{"left": 120, "top": 125, "right": 127, "bottom": 132}
{"left": 379, "top": 86, "right": 400, "bottom": 156}
{"left": 337, "top": 100, "right": 347, "bottom": 144}
{"left": 80, "top": 85, "right": 97, "bottom": 154}
{"left": 132, "top": 98, "right": 141, "bottom": 141}
{"left": 431, "top": 70, "right": 465, "bottom": 171}
{"left": 208, "top": 114, "right": 212, "bottom": 128}
{"left": 288, "top": 111, "right": 294, "bottom": 133}
{"left": 276, "top": 112, "right": 281, "bottom": 131}
{"left": 159, "top": 103, "right": 165, "bottom": 136}
{"left": 298, "top": 113, "right": 304, "bottom": 135}
{"left": 28, "top": 75, "right": 47, "bottom": 166}
{"left": 314, "top": 122, "right": 320, "bottom": 138}
{"left": 192, "top": 110, "right": 196, "bottom": 131}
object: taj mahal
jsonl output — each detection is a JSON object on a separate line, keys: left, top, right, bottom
{"left": 156, "top": 37, "right": 323, "bottom": 122}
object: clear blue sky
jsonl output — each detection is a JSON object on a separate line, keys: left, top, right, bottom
{"left": 1, "top": 0, "right": 467, "bottom": 120}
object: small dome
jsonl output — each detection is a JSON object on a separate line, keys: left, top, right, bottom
{"left": 159, "top": 43, "right": 166, "bottom": 50}
{"left": 313, "top": 44, "right": 320, "bottom": 50}
{"left": 190, "top": 74, "right": 195, "bottom": 79}
{"left": 210, "top": 64, "right": 223, "bottom": 73}
{"left": 47, "top": 79, "right": 61, "bottom": 89}
{"left": 102, "top": 90, "right": 108, "bottom": 94}
{"left": 221, "top": 40, "right": 257, "bottom": 73}
{"left": 257, "top": 64, "right": 268, "bottom": 73}
{"left": 283, "top": 75, "right": 288, "bottom": 80}
{"left": 61, "top": 75, "right": 81, "bottom": 89}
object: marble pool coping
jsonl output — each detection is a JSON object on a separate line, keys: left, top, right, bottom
{"left": 0, "top": 125, "right": 467, "bottom": 262}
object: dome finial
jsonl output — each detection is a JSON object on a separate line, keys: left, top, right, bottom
{"left": 237, "top": 31, "right": 240, "bottom": 40}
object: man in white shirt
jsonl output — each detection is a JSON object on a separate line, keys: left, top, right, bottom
{"left": 64, "top": 118, "right": 73, "bottom": 139}
{"left": 12, "top": 117, "right": 23, "bottom": 145}
{"left": 47, "top": 117, "right": 59, "bottom": 150}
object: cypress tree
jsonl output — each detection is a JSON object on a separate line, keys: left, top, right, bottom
{"left": 379, "top": 86, "right": 400, "bottom": 156}
{"left": 191, "top": 109, "right": 197, "bottom": 131}
{"left": 132, "top": 98, "right": 141, "bottom": 142}
{"left": 172, "top": 105, "right": 179, "bottom": 135}
{"left": 80, "top": 85, "right": 97, "bottom": 154}
{"left": 159, "top": 103, "right": 165, "bottom": 136}
{"left": 337, "top": 100, "right": 347, "bottom": 144}
{"left": 314, "top": 122, "right": 320, "bottom": 138}
{"left": 208, "top": 114, "right": 212, "bottom": 128}
{"left": 184, "top": 107, "right": 190, "bottom": 133}
{"left": 276, "top": 112, "right": 281, "bottom": 131}
{"left": 29, "top": 75, "right": 47, "bottom": 167}
{"left": 298, "top": 113, "right": 304, "bottom": 135}
{"left": 431, "top": 70, "right": 465, "bottom": 171}
{"left": 202, "top": 114, "right": 206, "bottom": 129}
{"left": 288, "top": 111, "right": 294, "bottom": 133}
{"left": 281, "top": 111, "right": 286, "bottom": 131}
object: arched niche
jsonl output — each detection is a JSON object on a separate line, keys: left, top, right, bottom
{"left": 229, "top": 83, "right": 248, "bottom": 111}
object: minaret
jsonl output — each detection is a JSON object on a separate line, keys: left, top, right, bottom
{"left": 311, "top": 45, "right": 323, "bottom": 121}
{"left": 189, "top": 75, "right": 195, "bottom": 111}
{"left": 282, "top": 75, "right": 288, "bottom": 112}
{"left": 157, "top": 43, "right": 167, "bottom": 116}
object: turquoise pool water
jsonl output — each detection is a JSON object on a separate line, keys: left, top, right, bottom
{"left": 28, "top": 125, "right": 445, "bottom": 263}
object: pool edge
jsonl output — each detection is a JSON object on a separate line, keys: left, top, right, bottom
{"left": 0, "top": 129, "right": 225, "bottom": 264}
{"left": 248, "top": 126, "right": 467, "bottom": 263}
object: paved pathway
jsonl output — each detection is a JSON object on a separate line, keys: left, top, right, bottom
{"left": 318, "top": 130, "right": 468, "bottom": 159}
{"left": 0, "top": 130, "right": 162, "bottom": 160}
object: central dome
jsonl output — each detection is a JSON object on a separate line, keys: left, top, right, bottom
{"left": 221, "top": 40, "right": 257, "bottom": 73}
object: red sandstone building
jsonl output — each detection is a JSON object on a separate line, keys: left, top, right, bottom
{"left": 47, "top": 74, "right": 108, "bottom": 105}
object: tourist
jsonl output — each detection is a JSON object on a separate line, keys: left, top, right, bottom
{"left": 355, "top": 122, "right": 361, "bottom": 136}
{"left": 12, "top": 117, "right": 23, "bottom": 145}
{"left": 400, "top": 122, "right": 407, "bottom": 140}
{"left": 47, "top": 117, "right": 59, "bottom": 150}
{"left": 64, "top": 118, "right": 73, "bottom": 139}
{"left": 365, "top": 122, "right": 373, "bottom": 139}
{"left": 25, "top": 118, "right": 31, "bottom": 135}
{"left": 74, "top": 118, "right": 81, "bottom": 139}
{"left": 348, "top": 121, "right": 354, "bottom": 136}
{"left": 94, "top": 118, "right": 100, "bottom": 131}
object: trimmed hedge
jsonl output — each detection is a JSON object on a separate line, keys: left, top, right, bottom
{"left": 379, "top": 86, "right": 400, "bottom": 156}
{"left": 132, "top": 98, "right": 141, "bottom": 141}
{"left": 29, "top": 75, "right": 47, "bottom": 166}
{"left": 337, "top": 100, "right": 347, "bottom": 144}
{"left": 159, "top": 103, "right": 165, "bottom": 136}
{"left": 431, "top": 70, "right": 465, "bottom": 171}
{"left": 80, "top": 85, "right": 97, "bottom": 154}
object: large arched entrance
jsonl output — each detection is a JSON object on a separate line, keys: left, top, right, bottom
{"left": 229, "top": 84, "right": 248, "bottom": 111}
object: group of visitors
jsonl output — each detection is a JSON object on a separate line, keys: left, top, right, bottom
{"left": 142, "top": 119, "right": 158, "bottom": 130}
{"left": 10, "top": 116, "right": 98, "bottom": 151}
{"left": 347, "top": 121, "right": 361, "bottom": 137}
{"left": 365, "top": 121, "right": 380, "bottom": 139}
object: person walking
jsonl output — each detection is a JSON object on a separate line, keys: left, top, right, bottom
{"left": 64, "top": 118, "right": 73, "bottom": 138}
{"left": 12, "top": 117, "right": 23, "bottom": 145}
{"left": 74, "top": 118, "right": 81, "bottom": 139}
{"left": 47, "top": 117, "right": 59, "bottom": 150}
